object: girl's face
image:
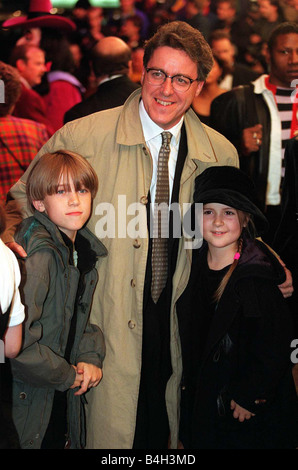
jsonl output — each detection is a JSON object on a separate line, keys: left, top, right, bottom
{"left": 203, "top": 203, "right": 246, "bottom": 254}
{"left": 33, "top": 173, "right": 92, "bottom": 242}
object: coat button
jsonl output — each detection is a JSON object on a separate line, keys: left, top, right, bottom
{"left": 133, "top": 239, "right": 141, "bottom": 248}
{"left": 140, "top": 196, "right": 148, "bottom": 205}
{"left": 131, "top": 279, "right": 136, "bottom": 287}
{"left": 128, "top": 320, "right": 136, "bottom": 329}
{"left": 19, "top": 392, "right": 27, "bottom": 400}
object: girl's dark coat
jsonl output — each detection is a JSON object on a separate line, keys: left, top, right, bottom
{"left": 177, "top": 237, "right": 298, "bottom": 449}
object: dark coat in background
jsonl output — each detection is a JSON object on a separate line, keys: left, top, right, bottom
{"left": 273, "top": 136, "right": 298, "bottom": 335}
{"left": 64, "top": 75, "right": 140, "bottom": 123}
{"left": 209, "top": 83, "right": 271, "bottom": 210}
{"left": 177, "top": 237, "right": 298, "bottom": 449}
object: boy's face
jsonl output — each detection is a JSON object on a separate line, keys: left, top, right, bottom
{"left": 33, "top": 174, "right": 92, "bottom": 242}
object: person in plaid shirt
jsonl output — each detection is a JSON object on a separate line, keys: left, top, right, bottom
{"left": 0, "top": 61, "right": 48, "bottom": 203}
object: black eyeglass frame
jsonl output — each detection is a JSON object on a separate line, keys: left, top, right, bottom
{"left": 145, "top": 68, "right": 199, "bottom": 91}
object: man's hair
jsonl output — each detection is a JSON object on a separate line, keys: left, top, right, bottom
{"left": 0, "top": 61, "right": 22, "bottom": 117}
{"left": 209, "top": 29, "right": 233, "bottom": 44}
{"left": 91, "top": 40, "right": 132, "bottom": 77}
{"left": 216, "top": 0, "right": 237, "bottom": 8}
{"left": 268, "top": 21, "right": 298, "bottom": 53}
{"left": 143, "top": 21, "right": 213, "bottom": 82}
{"left": 187, "top": 0, "right": 205, "bottom": 11}
{"left": 26, "top": 150, "right": 99, "bottom": 206}
{"left": 9, "top": 44, "right": 44, "bottom": 67}
{"left": 0, "top": 203, "right": 6, "bottom": 236}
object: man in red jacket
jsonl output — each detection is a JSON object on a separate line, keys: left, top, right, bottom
{"left": 10, "top": 44, "right": 55, "bottom": 137}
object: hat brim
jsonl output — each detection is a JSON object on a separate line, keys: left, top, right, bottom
{"left": 195, "top": 188, "right": 269, "bottom": 235}
{"left": 2, "top": 15, "right": 76, "bottom": 31}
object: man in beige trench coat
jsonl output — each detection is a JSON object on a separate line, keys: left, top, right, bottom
{"left": 3, "top": 21, "right": 291, "bottom": 449}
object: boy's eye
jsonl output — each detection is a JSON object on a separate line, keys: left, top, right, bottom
{"left": 78, "top": 188, "right": 89, "bottom": 194}
{"left": 57, "top": 189, "right": 65, "bottom": 194}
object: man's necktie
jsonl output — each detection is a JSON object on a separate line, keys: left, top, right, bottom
{"left": 151, "top": 131, "right": 172, "bottom": 304}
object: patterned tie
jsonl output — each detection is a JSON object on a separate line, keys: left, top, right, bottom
{"left": 151, "top": 131, "right": 172, "bottom": 303}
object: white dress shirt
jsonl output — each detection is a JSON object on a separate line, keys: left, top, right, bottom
{"left": 139, "top": 99, "right": 183, "bottom": 209}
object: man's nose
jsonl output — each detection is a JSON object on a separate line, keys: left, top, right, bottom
{"left": 289, "top": 50, "right": 298, "bottom": 63}
{"left": 161, "top": 77, "right": 175, "bottom": 94}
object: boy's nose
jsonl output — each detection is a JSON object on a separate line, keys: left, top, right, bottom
{"left": 68, "top": 192, "right": 80, "bottom": 205}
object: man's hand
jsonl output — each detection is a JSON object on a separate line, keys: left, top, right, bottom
{"left": 6, "top": 241, "right": 27, "bottom": 258}
{"left": 230, "top": 400, "right": 255, "bottom": 422}
{"left": 278, "top": 262, "right": 294, "bottom": 299}
{"left": 241, "top": 124, "right": 263, "bottom": 155}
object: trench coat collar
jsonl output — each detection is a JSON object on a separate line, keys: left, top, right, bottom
{"left": 115, "top": 88, "right": 218, "bottom": 166}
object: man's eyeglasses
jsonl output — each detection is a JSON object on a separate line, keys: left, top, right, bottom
{"left": 145, "top": 68, "right": 199, "bottom": 92}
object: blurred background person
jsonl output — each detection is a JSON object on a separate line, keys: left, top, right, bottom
{"left": 0, "top": 61, "right": 48, "bottom": 203}
{"left": 9, "top": 44, "right": 55, "bottom": 137}
{"left": 210, "top": 30, "right": 261, "bottom": 89}
{"left": 64, "top": 36, "right": 140, "bottom": 123}
{"left": 191, "top": 56, "right": 228, "bottom": 124}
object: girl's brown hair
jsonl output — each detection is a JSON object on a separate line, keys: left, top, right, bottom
{"left": 26, "top": 150, "right": 98, "bottom": 206}
{"left": 213, "top": 211, "right": 255, "bottom": 304}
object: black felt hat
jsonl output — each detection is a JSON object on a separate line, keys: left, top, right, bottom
{"left": 193, "top": 166, "right": 269, "bottom": 235}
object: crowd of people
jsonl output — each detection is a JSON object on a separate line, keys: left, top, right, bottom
{"left": 0, "top": 0, "right": 297, "bottom": 451}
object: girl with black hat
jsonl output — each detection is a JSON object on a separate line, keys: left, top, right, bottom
{"left": 177, "top": 166, "right": 298, "bottom": 449}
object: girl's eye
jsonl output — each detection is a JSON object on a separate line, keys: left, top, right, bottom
{"left": 225, "top": 211, "right": 235, "bottom": 216}
{"left": 203, "top": 210, "right": 212, "bottom": 215}
{"left": 79, "top": 188, "right": 89, "bottom": 194}
{"left": 57, "top": 189, "right": 65, "bottom": 195}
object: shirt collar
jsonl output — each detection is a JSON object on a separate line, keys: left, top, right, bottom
{"left": 139, "top": 99, "right": 183, "bottom": 146}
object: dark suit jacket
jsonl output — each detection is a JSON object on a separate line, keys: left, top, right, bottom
{"left": 231, "top": 63, "right": 260, "bottom": 88}
{"left": 273, "top": 137, "right": 298, "bottom": 329}
{"left": 64, "top": 75, "right": 140, "bottom": 123}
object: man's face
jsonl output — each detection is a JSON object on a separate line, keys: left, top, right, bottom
{"left": 216, "top": 2, "right": 236, "bottom": 21}
{"left": 268, "top": 33, "right": 298, "bottom": 87}
{"left": 258, "top": 0, "right": 275, "bottom": 19}
{"left": 18, "top": 47, "right": 46, "bottom": 87}
{"left": 141, "top": 46, "right": 203, "bottom": 129}
{"left": 211, "top": 38, "right": 235, "bottom": 67}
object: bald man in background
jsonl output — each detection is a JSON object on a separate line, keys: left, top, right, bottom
{"left": 64, "top": 36, "right": 140, "bottom": 123}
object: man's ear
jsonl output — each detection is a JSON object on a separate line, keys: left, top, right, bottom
{"left": 194, "top": 81, "right": 204, "bottom": 97}
{"left": 15, "top": 58, "right": 26, "bottom": 74}
{"left": 141, "top": 66, "right": 146, "bottom": 85}
{"left": 32, "top": 200, "right": 45, "bottom": 212}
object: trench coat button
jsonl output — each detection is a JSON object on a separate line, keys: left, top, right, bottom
{"left": 140, "top": 196, "right": 148, "bottom": 205}
{"left": 131, "top": 279, "right": 136, "bottom": 287}
{"left": 128, "top": 320, "right": 136, "bottom": 329}
{"left": 19, "top": 392, "right": 27, "bottom": 400}
{"left": 133, "top": 239, "right": 141, "bottom": 249}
